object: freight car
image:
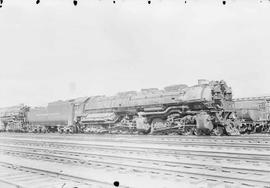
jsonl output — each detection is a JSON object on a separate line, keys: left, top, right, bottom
{"left": 0, "top": 80, "right": 240, "bottom": 135}
{"left": 234, "top": 96, "right": 270, "bottom": 134}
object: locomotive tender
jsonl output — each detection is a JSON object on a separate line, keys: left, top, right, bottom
{"left": 0, "top": 80, "right": 239, "bottom": 135}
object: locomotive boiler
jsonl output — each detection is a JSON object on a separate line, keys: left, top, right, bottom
{"left": 78, "top": 80, "right": 239, "bottom": 135}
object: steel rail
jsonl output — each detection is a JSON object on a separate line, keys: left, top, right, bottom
{"left": 1, "top": 136, "right": 270, "bottom": 147}
{"left": 0, "top": 143, "right": 270, "bottom": 164}
{"left": 1, "top": 138, "right": 270, "bottom": 153}
{"left": 1, "top": 133, "right": 270, "bottom": 142}
{"left": 1, "top": 145, "right": 270, "bottom": 172}
{"left": 1, "top": 139, "right": 270, "bottom": 164}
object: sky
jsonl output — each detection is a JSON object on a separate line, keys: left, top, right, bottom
{"left": 0, "top": 0, "right": 270, "bottom": 107}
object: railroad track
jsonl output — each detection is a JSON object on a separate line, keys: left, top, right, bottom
{"left": 1, "top": 136, "right": 270, "bottom": 149}
{"left": 1, "top": 134, "right": 270, "bottom": 187}
{"left": 1, "top": 138, "right": 270, "bottom": 156}
{"left": 1, "top": 133, "right": 270, "bottom": 145}
{"left": 0, "top": 146, "right": 270, "bottom": 188}
{"left": 2, "top": 133, "right": 270, "bottom": 141}
{"left": 1, "top": 143, "right": 270, "bottom": 169}
{"left": 1, "top": 139, "right": 270, "bottom": 165}
{"left": 0, "top": 143, "right": 270, "bottom": 169}
{"left": 0, "top": 161, "right": 124, "bottom": 188}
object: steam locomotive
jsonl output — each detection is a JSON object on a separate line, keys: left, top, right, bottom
{"left": 0, "top": 80, "right": 240, "bottom": 135}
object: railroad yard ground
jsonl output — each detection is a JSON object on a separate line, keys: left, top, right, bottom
{"left": 0, "top": 133, "right": 269, "bottom": 188}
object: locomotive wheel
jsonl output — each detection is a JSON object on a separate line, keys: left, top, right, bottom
{"left": 213, "top": 126, "right": 224, "bottom": 136}
{"left": 194, "top": 128, "right": 211, "bottom": 136}
{"left": 150, "top": 118, "right": 166, "bottom": 133}
{"left": 138, "top": 127, "right": 151, "bottom": 135}
{"left": 225, "top": 121, "right": 240, "bottom": 135}
{"left": 194, "top": 128, "right": 202, "bottom": 136}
